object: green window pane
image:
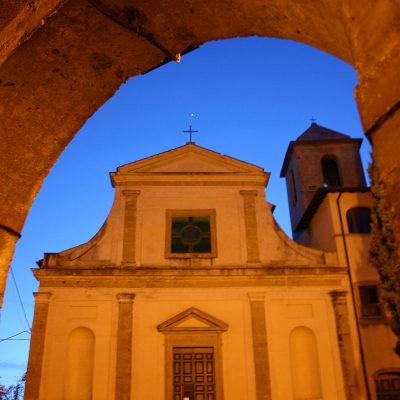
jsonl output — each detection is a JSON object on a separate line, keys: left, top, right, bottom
{"left": 171, "top": 216, "right": 211, "bottom": 253}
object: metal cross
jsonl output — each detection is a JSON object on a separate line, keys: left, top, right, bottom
{"left": 183, "top": 125, "right": 198, "bottom": 142}
{"left": 310, "top": 116, "right": 317, "bottom": 123}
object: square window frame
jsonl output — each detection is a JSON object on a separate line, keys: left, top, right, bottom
{"left": 356, "top": 282, "right": 387, "bottom": 325}
{"left": 165, "top": 209, "right": 217, "bottom": 259}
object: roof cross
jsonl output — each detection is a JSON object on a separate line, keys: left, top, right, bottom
{"left": 183, "top": 125, "right": 198, "bottom": 143}
{"left": 310, "top": 116, "right": 317, "bottom": 124}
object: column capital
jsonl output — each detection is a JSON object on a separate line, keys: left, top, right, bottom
{"left": 117, "top": 293, "right": 136, "bottom": 303}
{"left": 240, "top": 190, "right": 258, "bottom": 197}
{"left": 247, "top": 292, "right": 266, "bottom": 302}
{"left": 33, "top": 292, "right": 52, "bottom": 303}
{"left": 122, "top": 190, "right": 141, "bottom": 197}
{"left": 329, "top": 290, "right": 347, "bottom": 301}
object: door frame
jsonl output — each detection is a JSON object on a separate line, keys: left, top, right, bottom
{"left": 157, "top": 307, "right": 228, "bottom": 400}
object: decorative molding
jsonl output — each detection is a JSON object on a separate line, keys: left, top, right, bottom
{"left": 33, "top": 291, "right": 52, "bottom": 303}
{"left": 122, "top": 190, "right": 141, "bottom": 196}
{"left": 247, "top": 292, "right": 265, "bottom": 302}
{"left": 34, "top": 267, "right": 346, "bottom": 288}
{"left": 114, "top": 143, "right": 266, "bottom": 173}
{"left": 330, "top": 289, "right": 347, "bottom": 300}
{"left": 157, "top": 307, "right": 228, "bottom": 333}
{"left": 113, "top": 179, "right": 266, "bottom": 187}
{"left": 240, "top": 190, "right": 258, "bottom": 197}
{"left": 117, "top": 293, "right": 136, "bottom": 302}
{"left": 35, "top": 265, "right": 347, "bottom": 276}
{"left": 35, "top": 277, "right": 346, "bottom": 289}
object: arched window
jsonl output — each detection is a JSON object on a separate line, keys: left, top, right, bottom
{"left": 290, "top": 170, "right": 297, "bottom": 205}
{"left": 346, "top": 207, "right": 371, "bottom": 233}
{"left": 63, "top": 327, "right": 95, "bottom": 400}
{"left": 289, "top": 326, "right": 322, "bottom": 399}
{"left": 321, "top": 157, "right": 341, "bottom": 187}
{"left": 375, "top": 371, "right": 400, "bottom": 399}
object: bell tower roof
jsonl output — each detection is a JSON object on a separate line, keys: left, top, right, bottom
{"left": 280, "top": 123, "right": 362, "bottom": 177}
{"left": 296, "top": 122, "right": 351, "bottom": 141}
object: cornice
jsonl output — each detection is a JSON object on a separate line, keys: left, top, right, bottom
{"left": 33, "top": 265, "right": 348, "bottom": 288}
{"left": 111, "top": 172, "right": 269, "bottom": 188}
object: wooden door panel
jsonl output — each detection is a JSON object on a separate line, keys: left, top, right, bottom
{"left": 173, "top": 347, "right": 216, "bottom": 400}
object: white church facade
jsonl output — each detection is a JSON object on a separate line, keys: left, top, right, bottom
{"left": 24, "top": 125, "right": 400, "bottom": 400}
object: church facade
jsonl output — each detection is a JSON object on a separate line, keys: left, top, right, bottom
{"left": 25, "top": 127, "right": 400, "bottom": 399}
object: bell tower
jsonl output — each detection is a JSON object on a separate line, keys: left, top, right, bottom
{"left": 280, "top": 122, "right": 366, "bottom": 238}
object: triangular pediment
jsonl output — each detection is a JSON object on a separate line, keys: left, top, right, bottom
{"left": 157, "top": 307, "right": 228, "bottom": 333}
{"left": 175, "top": 317, "right": 210, "bottom": 328}
{"left": 116, "top": 143, "right": 264, "bottom": 174}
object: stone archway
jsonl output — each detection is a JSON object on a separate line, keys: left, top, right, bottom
{"left": 0, "top": 0, "right": 399, "bottom": 308}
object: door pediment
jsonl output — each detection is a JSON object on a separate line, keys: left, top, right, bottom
{"left": 157, "top": 307, "right": 228, "bottom": 333}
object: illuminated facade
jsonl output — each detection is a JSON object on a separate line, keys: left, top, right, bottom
{"left": 25, "top": 130, "right": 399, "bottom": 399}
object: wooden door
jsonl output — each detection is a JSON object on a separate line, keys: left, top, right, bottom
{"left": 173, "top": 347, "right": 216, "bottom": 400}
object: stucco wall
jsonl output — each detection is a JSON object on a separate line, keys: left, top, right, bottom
{"left": 38, "top": 286, "right": 349, "bottom": 400}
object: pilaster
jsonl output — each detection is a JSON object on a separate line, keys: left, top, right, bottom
{"left": 122, "top": 190, "right": 140, "bottom": 265}
{"left": 115, "top": 293, "right": 136, "bottom": 400}
{"left": 240, "top": 190, "right": 261, "bottom": 264}
{"left": 248, "top": 292, "right": 272, "bottom": 400}
{"left": 329, "top": 290, "right": 360, "bottom": 399}
{"left": 24, "top": 292, "right": 52, "bottom": 400}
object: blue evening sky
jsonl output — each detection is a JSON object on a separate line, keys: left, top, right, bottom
{"left": 0, "top": 36, "right": 370, "bottom": 386}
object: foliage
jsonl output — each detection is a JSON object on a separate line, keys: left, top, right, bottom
{"left": 0, "top": 383, "right": 12, "bottom": 400}
{"left": 369, "top": 160, "right": 400, "bottom": 355}
{"left": 0, "top": 385, "right": 9, "bottom": 400}
{"left": 0, "top": 374, "right": 25, "bottom": 400}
